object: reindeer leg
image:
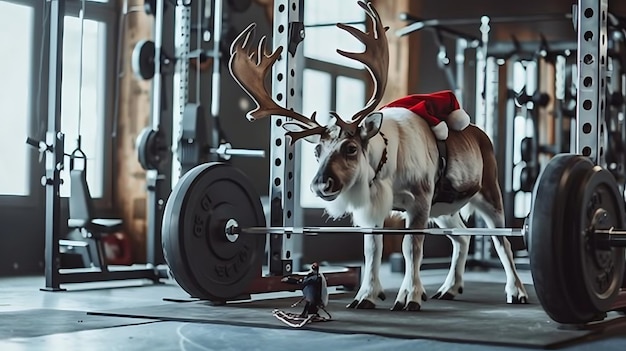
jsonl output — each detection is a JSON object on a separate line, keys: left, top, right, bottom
{"left": 490, "top": 236, "right": 529, "bottom": 304}
{"left": 432, "top": 214, "right": 469, "bottom": 300}
{"left": 392, "top": 233, "right": 427, "bottom": 311}
{"left": 347, "top": 233, "right": 386, "bottom": 309}
{"left": 391, "top": 209, "right": 429, "bottom": 311}
{"left": 471, "top": 194, "right": 529, "bottom": 304}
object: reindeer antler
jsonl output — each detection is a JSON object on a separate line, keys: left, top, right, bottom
{"left": 228, "top": 23, "right": 325, "bottom": 144}
{"left": 334, "top": 1, "right": 389, "bottom": 135}
{"left": 228, "top": 2, "right": 389, "bottom": 142}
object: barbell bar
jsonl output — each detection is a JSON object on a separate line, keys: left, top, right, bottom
{"left": 227, "top": 224, "right": 626, "bottom": 244}
{"left": 595, "top": 228, "right": 626, "bottom": 247}
{"left": 210, "top": 142, "right": 266, "bottom": 160}
{"left": 226, "top": 225, "right": 525, "bottom": 237}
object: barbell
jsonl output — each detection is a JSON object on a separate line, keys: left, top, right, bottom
{"left": 161, "top": 153, "right": 626, "bottom": 325}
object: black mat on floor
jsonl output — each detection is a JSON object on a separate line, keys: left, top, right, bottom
{"left": 0, "top": 309, "right": 155, "bottom": 339}
{"left": 89, "top": 282, "right": 626, "bottom": 348}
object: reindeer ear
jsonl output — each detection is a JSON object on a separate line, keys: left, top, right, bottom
{"left": 283, "top": 122, "right": 322, "bottom": 144}
{"left": 359, "top": 112, "right": 383, "bottom": 141}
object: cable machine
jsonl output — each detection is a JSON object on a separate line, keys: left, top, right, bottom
{"left": 28, "top": 0, "right": 166, "bottom": 291}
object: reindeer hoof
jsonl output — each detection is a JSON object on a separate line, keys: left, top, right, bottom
{"left": 508, "top": 295, "right": 529, "bottom": 304}
{"left": 347, "top": 299, "right": 376, "bottom": 309}
{"left": 378, "top": 292, "right": 386, "bottom": 301}
{"left": 356, "top": 299, "right": 376, "bottom": 309}
{"left": 390, "top": 301, "right": 422, "bottom": 311}
{"left": 432, "top": 291, "right": 456, "bottom": 300}
{"left": 406, "top": 301, "right": 421, "bottom": 311}
{"left": 391, "top": 301, "right": 404, "bottom": 311}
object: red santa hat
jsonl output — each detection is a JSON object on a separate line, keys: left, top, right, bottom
{"left": 382, "top": 90, "right": 470, "bottom": 140}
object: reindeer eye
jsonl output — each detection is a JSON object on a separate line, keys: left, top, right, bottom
{"left": 314, "top": 145, "right": 321, "bottom": 158}
{"left": 344, "top": 143, "right": 358, "bottom": 156}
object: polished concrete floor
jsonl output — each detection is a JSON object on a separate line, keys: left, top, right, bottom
{"left": 1, "top": 266, "right": 625, "bottom": 351}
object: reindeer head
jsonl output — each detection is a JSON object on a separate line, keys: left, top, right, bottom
{"left": 229, "top": 1, "right": 389, "bottom": 201}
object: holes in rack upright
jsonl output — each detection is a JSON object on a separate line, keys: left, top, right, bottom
{"left": 275, "top": 158, "right": 282, "bottom": 166}
{"left": 583, "top": 123, "right": 592, "bottom": 134}
{"left": 279, "top": 4, "right": 285, "bottom": 12}
{"left": 583, "top": 100, "right": 593, "bottom": 110}
{"left": 583, "top": 76, "right": 592, "bottom": 87}
{"left": 583, "top": 146, "right": 592, "bottom": 156}
{"left": 584, "top": 54, "right": 594, "bottom": 64}
{"left": 584, "top": 31, "right": 593, "bottom": 41}
{"left": 274, "top": 177, "right": 281, "bottom": 187}
{"left": 277, "top": 73, "right": 283, "bottom": 81}
{"left": 584, "top": 8, "right": 593, "bottom": 18}
{"left": 275, "top": 138, "right": 282, "bottom": 147}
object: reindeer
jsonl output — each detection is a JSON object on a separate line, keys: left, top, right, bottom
{"left": 228, "top": 1, "right": 529, "bottom": 311}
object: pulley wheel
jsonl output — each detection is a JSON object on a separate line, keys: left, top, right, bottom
{"left": 162, "top": 162, "right": 266, "bottom": 302}
{"left": 528, "top": 154, "right": 625, "bottom": 324}
{"left": 136, "top": 127, "right": 167, "bottom": 171}
{"left": 132, "top": 40, "right": 156, "bottom": 80}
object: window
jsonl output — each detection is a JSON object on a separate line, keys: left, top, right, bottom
{"left": 0, "top": 2, "right": 33, "bottom": 196}
{"left": 60, "top": 16, "right": 106, "bottom": 198}
{"left": 299, "top": 1, "right": 367, "bottom": 208}
{"left": 299, "top": 69, "right": 331, "bottom": 208}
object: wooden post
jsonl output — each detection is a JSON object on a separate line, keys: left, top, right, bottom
{"left": 373, "top": 0, "right": 421, "bottom": 106}
{"left": 372, "top": 0, "right": 421, "bottom": 257}
{"left": 113, "top": 0, "right": 154, "bottom": 262}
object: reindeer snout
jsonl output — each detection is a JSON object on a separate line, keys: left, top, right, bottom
{"left": 311, "top": 174, "right": 340, "bottom": 201}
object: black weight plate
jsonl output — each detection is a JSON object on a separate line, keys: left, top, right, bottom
{"left": 162, "top": 162, "right": 265, "bottom": 301}
{"left": 136, "top": 127, "right": 166, "bottom": 170}
{"left": 131, "top": 40, "right": 156, "bottom": 80}
{"left": 572, "top": 162, "right": 625, "bottom": 313}
{"left": 529, "top": 154, "right": 624, "bottom": 324}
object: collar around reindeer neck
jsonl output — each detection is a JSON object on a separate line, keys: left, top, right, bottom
{"left": 369, "top": 131, "right": 388, "bottom": 187}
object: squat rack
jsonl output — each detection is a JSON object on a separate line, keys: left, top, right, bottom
{"left": 260, "top": 0, "right": 614, "bottom": 272}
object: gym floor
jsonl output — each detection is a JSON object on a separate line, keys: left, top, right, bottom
{"left": 1, "top": 265, "right": 625, "bottom": 351}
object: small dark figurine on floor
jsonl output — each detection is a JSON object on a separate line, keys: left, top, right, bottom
{"left": 272, "top": 262, "right": 331, "bottom": 328}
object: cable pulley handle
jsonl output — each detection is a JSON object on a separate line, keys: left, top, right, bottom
{"left": 69, "top": 147, "right": 87, "bottom": 171}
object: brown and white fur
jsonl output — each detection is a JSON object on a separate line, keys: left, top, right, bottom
{"left": 308, "top": 107, "right": 529, "bottom": 310}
